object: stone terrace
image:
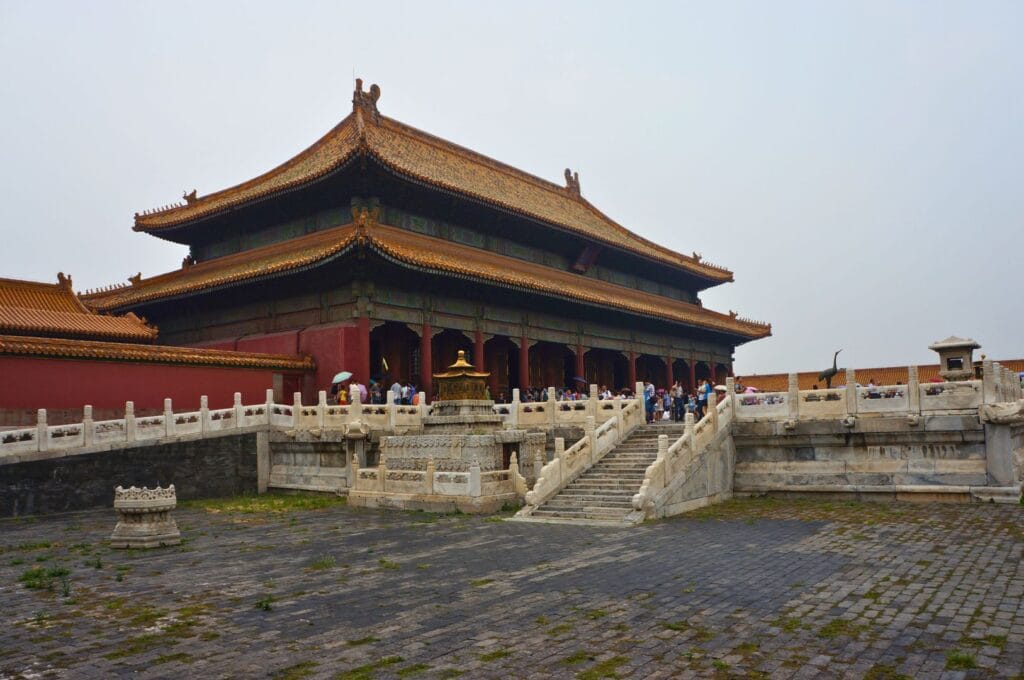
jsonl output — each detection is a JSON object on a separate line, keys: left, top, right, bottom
{"left": 0, "top": 497, "right": 1022, "bottom": 679}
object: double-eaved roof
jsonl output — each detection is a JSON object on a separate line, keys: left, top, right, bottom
{"left": 133, "top": 80, "right": 733, "bottom": 283}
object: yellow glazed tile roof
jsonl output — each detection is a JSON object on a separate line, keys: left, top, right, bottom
{"left": 0, "top": 334, "right": 314, "bottom": 371}
{"left": 133, "top": 84, "right": 731, "bottom": 282}
{"left": 87, "top": 220, "right": 770, "bottom": 339}
{"left": 0, "top": 276, "right": 157, "bottom": 342}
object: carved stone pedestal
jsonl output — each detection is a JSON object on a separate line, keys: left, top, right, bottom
{"left": 110, "top": 485, "right": 181, "bottom": 549}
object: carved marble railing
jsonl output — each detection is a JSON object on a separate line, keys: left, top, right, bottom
{"left": 0, "top": 385, "right": 409, "bottom": 460}
{"left": 493, "top": 385, "right": 632, "bottom": 430}
{"left": 734, "top": 361, "right": 1020, "bottom": 424}
{"left": 349, "top": 455, "right": 517, "bottom": 499}
{"left": 519, "top": 396, "right": 644, "bottom": 513}
{"left": 1, "top": 382, "right": 637, "bottom": 462}
{"left": 632, "top": 391, "right": 734, "bottom": 516}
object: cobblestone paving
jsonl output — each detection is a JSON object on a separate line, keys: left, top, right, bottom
{"left": 0, "top": 496, "right": 1022, "bottom": 679}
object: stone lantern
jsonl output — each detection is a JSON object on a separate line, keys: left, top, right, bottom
{"left": 928, "top": 336, "right": 980, "bottom": 382}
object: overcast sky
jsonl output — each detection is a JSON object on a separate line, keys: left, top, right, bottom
{"left": 1, "top": 1, "right": 1020, "bottom": 374}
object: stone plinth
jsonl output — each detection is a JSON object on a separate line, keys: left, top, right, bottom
{"left": 110, "top": 484, "right": 181, "bottom": 548}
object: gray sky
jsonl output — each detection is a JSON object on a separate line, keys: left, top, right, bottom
{"left": 1, "top": 1, "right": 1021, "bottom": 374}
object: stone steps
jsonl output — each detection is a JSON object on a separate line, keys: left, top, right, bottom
{"left": 529, "top": 423, "right": 665, "bottom": 522}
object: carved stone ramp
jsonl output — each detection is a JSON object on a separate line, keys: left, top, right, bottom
{"left": 514, "top": 422, "right": 688, "bottom": 524}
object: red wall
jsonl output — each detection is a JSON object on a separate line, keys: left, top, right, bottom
{"left": 0, "top": 356, "right": 294, "bottom": 424}
{"left": 189, "top": 323, "right": 363, "bottom": 403}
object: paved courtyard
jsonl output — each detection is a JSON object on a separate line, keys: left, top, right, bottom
{"left": 0, "top": 496, "right": 1021, "bottom": 679}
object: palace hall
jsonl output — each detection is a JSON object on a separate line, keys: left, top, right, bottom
{"left": 83, "top": 80, "right": 770, "bottom": 402}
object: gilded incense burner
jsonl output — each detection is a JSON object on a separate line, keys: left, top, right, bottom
{"left": 432, "top": 350, "right": 490, "bottom": 401}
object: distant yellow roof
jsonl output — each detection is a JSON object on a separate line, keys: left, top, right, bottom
{"left": 133, "top": 81, "right": 732, "bottom": 282}
{"left": 0, "top": 275, "right": 157, "bottom": 342}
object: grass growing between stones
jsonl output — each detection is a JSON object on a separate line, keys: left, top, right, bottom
{"left": 577, "top": 655, "right": 628, "bottom": 679}
{"left": 336, "top": 656, "right": 403, "bottom": 680}
{"left": 272, "top": 660, "right": 319, "bottom": 679}
{"left": 478, "top": 648, "right": 511, "bottom": 662}
{"left": 944, "top": 650, "right": 977, "bottom": 670}
{"left": 181, "top": 492, "right": 347, "bottom": 514}
{"left": 18, "top": 566, "right": 70, "bottom": 591}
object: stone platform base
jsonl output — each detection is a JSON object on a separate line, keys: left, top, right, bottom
{"left": 348, "top": 490, "right": 518, "bottom": 514}
{"left": 733, "top": 487, "right": 981, "bottom": 504}
{"left": 109, "top": 521, "right": 181, "bottom": 549}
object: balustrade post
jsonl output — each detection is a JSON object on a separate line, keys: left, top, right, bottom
{"left": 388, "top": 390, "right": 397, "bottom": 429}
{"left": 36, "top": 409, "right": 48, "bottom": 452}
{"left": 318, "top": 390, "right": 327, "bottom": 430}
{"left": 292, "top": 392, "right": 302, "bottom": 429}
{"left": 378, "top": 459, "right": 386, "bottom": 492}
{"left": 657, "top": 434, "right": 668, "bottom": 461}
{"left": 554, "top": 437, "right": 565, "bottom": 485}
{"left": 199, "top": 396, "right": 209, "bottom": 435}
{"left": 635, "top": 381, "right": 644, "bottom": 400}
{"left": 787, "top": 373, "right": 799, "bottom": 419}
{"left": 349, "top": 383, "right": 363, "bottom": 420}
{"left": 548, "top": 387, "right": 557, "bottom": 427}
{"left": 534, "top": 449, "right": 544, "bottom": 481}
{"left": 265, "top": 389, "right": 274, "bottom": 425}
{"left": 978, "top": 360, "right": 995, "bottom": 403}
{"left": 82, "top": 405, "right": 94, "bottom": 446}
{"left": 469, "top": 459, "right": 481, "bottom": 498}
{"left": 509, "top": 388, "right": 520, "bottom": 428}
{"left": 585, "top": 415, "right": 597, "bottom": 465}
{"left": 509, "top": 452, "right": 519, "bottom": 494}
{"left": 907, "top": 366, "right": 921, "bottom": 414}
{"left": 845, "top": 368, "right": 858, "bottom": 416}
{"left": 684, "top": 412, "right": 694, "bottom": 453}
{"left": 588, "top": 383, "right": 598, "bottom": 420}
{"left": 725, "top": 376, "right": 736, "bottom": 414}
{"left": 125, "top": 402, "right": 136, "bottom": 442}
{"left": 164, "top": 398, "right": 174, "bottom": 438}
{"left": 708, "top": 391, "right": 718, "bottom": 430}
{"left": 425, "top": 458, "right": 435, "bottom": 495}
{"left": 234, "top": 392, "right": 244, "bottom": 426}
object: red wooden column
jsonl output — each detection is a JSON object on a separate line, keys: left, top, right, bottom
{"left": 420, "top": 322, "right": 433, "bottom": 401}
{"left": 356, "top": 314, "right": 371, "bottom": 386}
{"left": 665, "top": 355, "right": 674, "bottom": 388}
{"left": 627, "top": 351, "right": 637, "bottom": 389}
{"left": 474, "top": 329, "right": 485, "bottom": 370}
{"left": 518, "top": 335, "right": 530, "bottom": 391}
{"left": 688, "top": 355, "right": 697, "bottom": 392}
{"left": 575, "top": 344, "right": 585, "bottom": 383}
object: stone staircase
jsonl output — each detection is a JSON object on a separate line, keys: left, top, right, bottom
{"left": 529, "top": 422, "right": 689, "bottom": 522}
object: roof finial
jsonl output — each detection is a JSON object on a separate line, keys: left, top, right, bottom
{"left": 564, "top": 168, "right": 581, "bottom": 197}
{"left": 183, "top": 189, "right": 198, "bottom": 205}
{"left": 352, "top": 78, "right": 381, "bottom": 123}
{"left": 57, "top": 272, "right": 72, "bottom": 289}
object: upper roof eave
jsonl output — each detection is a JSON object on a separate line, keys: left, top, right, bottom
{"left": 131, "top": 85, "right": 733, "bottom": 282}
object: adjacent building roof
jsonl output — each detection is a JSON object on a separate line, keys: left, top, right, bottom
{"left": 0, "top": 275, "right": 157, "bottom": 342}
{"left": 740, "top": 359, "right": 1024, "bottom": 392}
{"left": 0, "top": 334, "right": 314, "bottom": 371}
{"left": 132, "top": 81, "right": 733, "bottom": 283}
{"left": 84, "top": 219, "right": 771, "bottom": 340}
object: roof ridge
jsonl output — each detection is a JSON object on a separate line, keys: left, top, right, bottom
{"left": 376, "top": 116, "right": 579, "bottom": 201}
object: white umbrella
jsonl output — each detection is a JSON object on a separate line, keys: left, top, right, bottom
{"left": 332, "top": 371, "right": 353, "bottom": 383}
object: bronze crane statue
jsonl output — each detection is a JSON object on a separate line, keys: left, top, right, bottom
{"left": 818, "top": 350, "right": 843, "bottom": 389}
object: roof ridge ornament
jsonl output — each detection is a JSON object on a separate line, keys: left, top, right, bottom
{"left": 57, "top": 272, "right": 73, "bottom": 289}
{"left": 564, "top": 168, "right": 581, "bottom": 198}
{"left": 352, "top": 78, "right": 381, "bottom": 123}
{"left": 350, "top": 197, "right": 380, "bottom": 245}
{"left": 183, "top": 189, "right": 198, "bottom": 205}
